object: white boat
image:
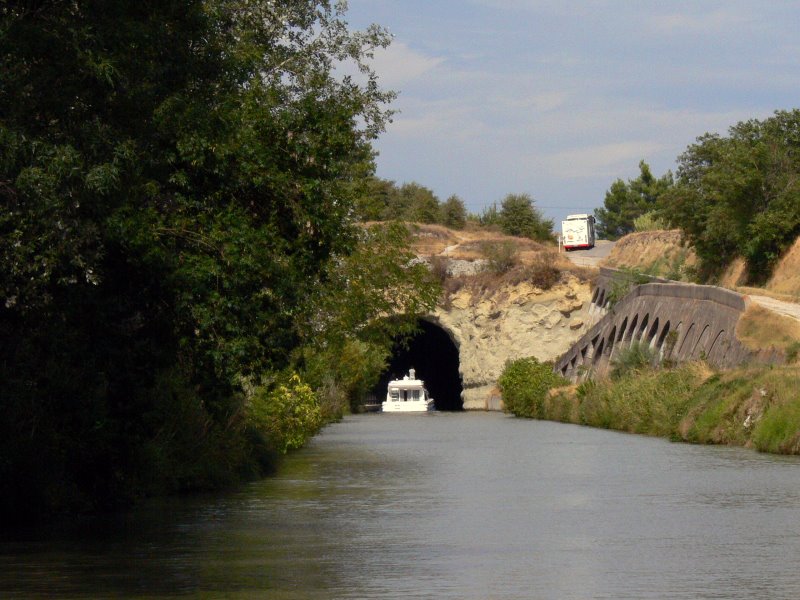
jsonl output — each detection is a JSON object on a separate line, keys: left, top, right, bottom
{"left": 381, "top": 369, "right": 434, "bottom": 413}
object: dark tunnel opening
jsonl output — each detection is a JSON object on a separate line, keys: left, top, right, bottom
{"left": 373, "top": 319, "right": 463, "bottom": 411}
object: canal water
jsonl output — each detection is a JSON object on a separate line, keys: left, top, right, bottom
{"left": 3, "top": 412, "right": 800, "bottom": 599}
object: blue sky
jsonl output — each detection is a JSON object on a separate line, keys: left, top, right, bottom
{"left": 343, "top": 0, "right": 800, "bottom": 225}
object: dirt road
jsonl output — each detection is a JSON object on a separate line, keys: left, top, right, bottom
{"left": 748, "top": 294, "right": 800, "bottom": 322}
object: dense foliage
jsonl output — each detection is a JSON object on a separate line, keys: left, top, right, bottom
{"left": 498, "top": 357, "right": 566, "bottom": 418}
{"left": 0, "top": 1, "right": 439, "bottom": 520}
{"left": 354, "top": 178, "right": 468, "bottom": 229}
{"left": 477, "top": 194, "right": 553, "bottom": 240}
{"left": 594, "top": 161, "right": 673, "bottom": 240}
{"left": 659, "top": 110, "right": 800, "bottom": 282}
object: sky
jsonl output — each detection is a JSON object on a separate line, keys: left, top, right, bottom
{"left": 342, "top": 0, "right": 800, "bottom": 225}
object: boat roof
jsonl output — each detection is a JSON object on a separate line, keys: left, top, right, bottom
{"left": 388, "top": 377, "right": 424, "bottom": 388}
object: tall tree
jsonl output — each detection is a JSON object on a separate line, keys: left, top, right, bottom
{"left": 441, "top": 195, "right": 467, "bottom": 230}
{"left": 0, "top": 0, "right": 406, "bottom": 517}
{"left": 381, "top": 181, "right": 440, "bottom": 223}
{"left": 499, "top": 193, "right": 553, "bottom": 241}
{"left": 594, "top": 161, "right": 673, "bottom": 239}
{"left": 660, "top": 110, "right": 800, "bottom": 281}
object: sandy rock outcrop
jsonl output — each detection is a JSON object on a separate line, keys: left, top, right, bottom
{"left": 431, "top": 274, "right": 592, "bottom": 410}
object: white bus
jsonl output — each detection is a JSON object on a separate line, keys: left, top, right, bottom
{"left": 561, "top": 214, "right": 596, "bottom": 251}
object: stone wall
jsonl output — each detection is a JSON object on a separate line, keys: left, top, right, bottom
{"left": 555, "top": 268, "right": 753, "bottom": 381}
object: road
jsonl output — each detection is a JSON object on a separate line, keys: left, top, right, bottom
{"left": 747, "top": 294, "right": 800, "bottom": 322}
{"left": 562, "top": 239, "right": 615, "bottom": 268}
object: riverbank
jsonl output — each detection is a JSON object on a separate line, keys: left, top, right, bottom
{"left": 505, "top": 359, "right": 800, "bottom": 454}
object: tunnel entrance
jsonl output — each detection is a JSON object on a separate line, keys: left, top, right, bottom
{"left": 374, "top": 319, "right": 463, "bottom": 411}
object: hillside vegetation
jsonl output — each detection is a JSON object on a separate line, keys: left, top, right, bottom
{"left": 601, "top": 230, "right": 800, "bottom": 301}
{"left": 600, "top": 230, "right": 697, "bottom": 281}
{"left": 502, "top": 356, "right": 800, "bottom": 455}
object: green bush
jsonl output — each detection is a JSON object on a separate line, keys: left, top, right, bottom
{"left": 498, "top": 357, "right": 566, "bottom": 418}
{"left": 610, "top": 342, "right": 657, "bottom": 379}
{"left": 752, "top": 401, "right": 800, "bottom": 453}
{"left": 605, "top": 267, "right": 651, "bottom": 306}
{"left": 633, "top": 211, "right": 668, "bottom": 232}
{"left": 248, "top": 373, "right": 322, "bottom": 454}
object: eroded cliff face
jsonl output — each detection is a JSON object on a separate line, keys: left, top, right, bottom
{"left": 430, "top": 274, "right": 592, "bottom": 410}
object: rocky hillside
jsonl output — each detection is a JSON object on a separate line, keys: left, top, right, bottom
{"left": 407, "top": 223, "right": 594, "bottom": 409}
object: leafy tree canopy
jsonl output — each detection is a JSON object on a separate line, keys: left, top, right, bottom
{"left": 0, "top": 0, "right": 423, "bottom": 518}
{"left": 659, "top": 110, "right": 800, "bottom": 281}
{"left": 594, "top": 161, "right": 673, "bottom": 240}
{"left": 441, "top": 195, "right": 467, "bottom": 230}
{"left": 499, "top": 193, "right": 553, "bottom": 241}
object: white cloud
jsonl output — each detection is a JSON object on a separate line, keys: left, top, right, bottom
{"left": 369, "top": 41, "right": 445, "bottom": 87}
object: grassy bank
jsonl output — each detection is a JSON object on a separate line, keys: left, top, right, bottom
{"left": 501, "top": 358, "right": 800, "bottom": 454}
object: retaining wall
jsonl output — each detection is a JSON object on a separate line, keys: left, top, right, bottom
{"left": 555, "top": 268, "right": 753, "bottom": 381}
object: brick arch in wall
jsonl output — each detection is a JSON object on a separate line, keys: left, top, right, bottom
{"left": 617, "top": 317, "right": 628, "bottom": 344}
{"left": 678, "top": 322, "right": 695, "bottom": 355}
{"left": 692, "top": 325, "right": 711, "bottom": 358}
{"left": 636, "top": 313, "right": 650, "bottom": 344}
{"left": 554, "top": 275, "right": 753, "bottom": 382}
{"left": 624, "top": 314, "right": 638, "bottom": 344}
{"left": 646, "top": 317, "right": 660, "bottom": 347}
{"left": 707, "top": 329, "right": 727, "bottom": 362}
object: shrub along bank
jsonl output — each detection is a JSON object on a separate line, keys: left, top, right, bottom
{"left": 500, "top": 356, "right": 800, "bottom": 455}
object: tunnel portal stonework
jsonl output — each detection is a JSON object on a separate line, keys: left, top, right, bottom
{"left": 554, "top": 268, "right": 753, "bottom": 381}
{"left": 429, "top": 276, "right": 593, "bottom": 410}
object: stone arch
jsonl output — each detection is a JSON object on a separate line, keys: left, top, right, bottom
{"left": 657, "top": 321, "right": 671, "bottom": 347}
{"left": 678, "top": 322, "right": 695, "bottom": 356}
{"left": 597, "top": 289, "right": 606, "bottom": 309}
{"left": 606, "top": 326, "right": 617, "bottom": 357}
{"left": 378, "top": 317, "right": 463, "bottom": 410}
{"left": 591, "top": 288, "right": 600, "bottom": 305}
{"left": 692, "top": 324, "right": 711, "bottom": 358}
{"left": 617, "top": 317, "right": 628, "bottom": 343}
{"left": 707, "top": 330, "right": 726, "bottom": 361}
{"left": 593, "top": 338, "right": 605, "bottom": 365}
{"left": 636, "top": 314, "right": 650, "bottom": 343}
{"left": 624, "top": 314, "right": 638, "bottom": 343}
{"left": 647, "top": 317, "right": 660, "bottom": 347}
{"left": 656, "top": 321, "right": 672, "bottom": 360}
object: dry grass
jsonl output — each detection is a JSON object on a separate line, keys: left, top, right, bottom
{"left": 735, "top": 303, "right": 800, "bottom": 354}
{"left": 405, "top": 223, "right": 461, "bottom": 255}
{"left": 766, "top": 237, "right": 800, "bottom": 297}
{"left": 400, "top": 221, "right": 555, "bottom": 262}
{"left": 601, "top": 230, "right": 697, "bottom": 280}
{"left": 718, "top": 257, "right": 748, "bottom": 288}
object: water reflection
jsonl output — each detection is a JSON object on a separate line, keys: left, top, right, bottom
{"left": 3, "top": 413, "right": 800, "bottom": 599}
